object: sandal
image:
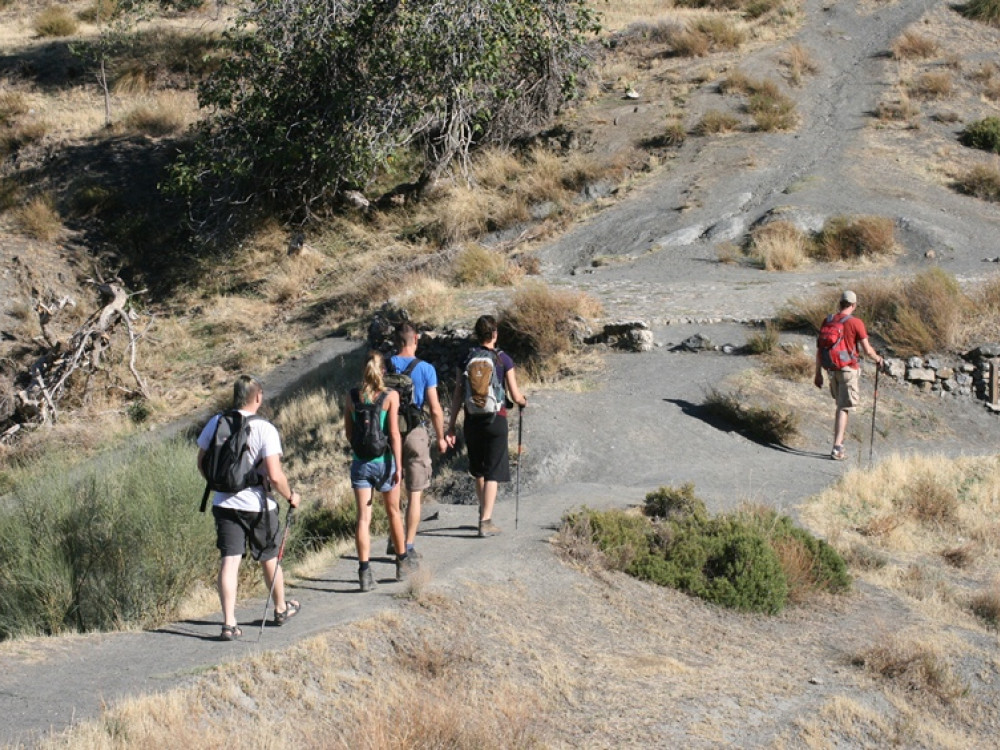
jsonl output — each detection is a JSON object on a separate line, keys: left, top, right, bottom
{"left": 220, "top": 624, "right": 243, "bottom": 641}
{"left": 273, "top": 600, "right": 300, "bottom": 626}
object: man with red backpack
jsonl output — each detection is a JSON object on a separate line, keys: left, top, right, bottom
{"left": 814, "top": 290, "right": 884, "bottom": 461}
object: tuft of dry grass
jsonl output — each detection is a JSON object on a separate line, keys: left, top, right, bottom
{"left": 764, "top": 345, "right": 814, "bottom": 381}
{"left": 694, "top": 17, "right": 746, "bottom": 50}
{"left": 940, "top": 543, "right": 976, "bottom": 568}
{"left": 386, "top": 274, "right": 460, "bottom": 328}
{"left": 745, "top": 323, "right": 779, "bottom": 354}
{"left": 815, "top": 215, "right": 897, "bottom": 262}
{"left": 452, "top": 243, "right": 521, "bottom": 286}
{"left": 703, "top": 388, "right": 799, "bottom": 445}
{"left": 781, "top": 43, "right": 818, "bottom": 85}
{"left": 695, "top": 109, "right": 741, "bottom": 135}
{"left": 121, "top": 100, "right": 187, "bottom": 137}
{"left": 910, "top": 71, "right": 954, "bottom": 99}
{"left": 14, "top": 194, "right": 63, "bottom": 240}
{"left": 33, "top": 6, "right": 79, "bottom": 37}
{"left": 968, "top": 588, "right": 1000, "bottom": 629}
{"left": 749, "top": 220, "right": 809, "bottom": 270}
{"left": 954, "top": 163, "right": 1000, "bottom": 201}
{"left": 852, "top": 635, "right": 966, "bottom": 703}
{"left": 960, "top": 0, "right": 1000, "bottom": 27}
{"left": 668, "top": 27, "right": 710, "bottom": 57}
{"left": 876, "top": 92, "right": 921, "bottom": 122}
{"left": 891, "top": 31, "right": 940, "bottom": 60}
{"left": 0, "top": 91, "right": 28, "bottom": 126}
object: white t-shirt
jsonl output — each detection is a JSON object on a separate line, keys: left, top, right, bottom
{"left": 197, "top": 410, "right": 283, "bottom": 512}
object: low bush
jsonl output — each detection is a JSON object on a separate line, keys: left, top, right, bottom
{"left": 498, "top": 280, "right": 602, "bottom": 378}
{"left": 960, "top": 0, "right": 1000, "bottom": 26}
{"left": 764, "top": 345, "right": 815, "bottom": 381}
{"left": 891, "top": 31, "right": 939, "bottom": 60}
{"left": 562, "top": 485, "right": 849, "bottom": 614}
{"left": 0, "top": 91, "right": 28, "bottom": 126}
{"left": 122, "top": 103, "right": 186, "bottom": 137}
{"left": 0, "top": 440, "right": 215, "bottom": 639}
{"left": 695, "top": 17, "right": 746, "bottom": 50}
{"left": 960, "top": 116, "right": 1000, "bottom": 153}
{"left": 33, "top": 6, "right": 79, "bottom": 37}
{"left": 887, "top": 268, "right": 967, "bottom": 356}
{"left": 968, "top": 589, "right": 1000, "bottom": 630}
{"left": 876, "top": 94, "right": 921, "bottom": 122}
{"left": 747, "top": 88, "right": 796, "bottom": 132}
{"left": 955, "top": 163, "right": 1000, "bottom": 201}
{"left": 703, "top": 388, "right": 799, "bottom": 445}
{"left": 815, "top": 215, "right": 897, "bottom": 261}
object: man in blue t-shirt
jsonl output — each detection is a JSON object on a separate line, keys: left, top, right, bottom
{"left": 389, "top": 322, "right": 448, "bottom": 558}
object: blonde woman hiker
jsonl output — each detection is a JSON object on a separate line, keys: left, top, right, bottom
{"left": 344, "top": 349, "right": 415, "bottom": 591}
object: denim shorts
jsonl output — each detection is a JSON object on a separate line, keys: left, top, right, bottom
{"left": 350, "top": 456, "right": 396, "bottom": 492}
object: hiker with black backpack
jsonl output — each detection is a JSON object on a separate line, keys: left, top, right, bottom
{"left": 386, "top": 321, "right": 449, "bottom": 559}
{"left": 196, "top": 375, "right": 301, "bottom": 642}
{"left": 345, "top": 349, "right": 412, "bottom": 591}
{"left": 814, "top": 290, "right": 884, "bottom": 462}
{"left": 446, "top": 315, "right": 527, "bottom": 538}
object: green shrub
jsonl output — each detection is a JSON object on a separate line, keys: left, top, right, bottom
{"left": 960, "top": 117, "right": 1000, "bottom": 153}
{"left": 0, "top": 440, "right": 215, "bottom": 639}
{"left": 960, "top": 0, "right": 1000, "bottom": 27}
{"left": 563, "top": 486, "right": 849, "bottom": 614}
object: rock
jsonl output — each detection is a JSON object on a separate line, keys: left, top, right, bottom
{"left": 624, "top": 88, "right": 640, "bottom": 99}
{"left": 884, "top": 358, "right": 906, "bottom": 379}
{"left": 678, "top": 333, "right": 714, "bottom": 352}
{"left": 906, "top": 367, "right": 936, "bottom": 383}
{"left": 706, "top": 216, "right": 746, "bottom": 242}
{"left": 581, "top": 180, "right": 616, "bottom": 201}
{"left": 956, "top": 373, "right": 973, "bottom": 386}
{"left": 936, "top": 367, "right": 954, "bottom": 380}
{"left": 926, "top": 357, "right": 941, "bottom": 370}
{"left": 907, "top": 356, "right": 924, "bottom": 369}
{"left": 625, "top": 328, "right": 655, "bottom": 352}
{"left": 942, "top": 378, "right": 957, "bottom": 392}
{"left": 530, "top": 201, "right": 559, "bottom": 220}
{"left": 654, "top": 224, "right": 706, "bottom": 247}
{"left": 964, "top": 344, "right": 1000, "bottom": 360}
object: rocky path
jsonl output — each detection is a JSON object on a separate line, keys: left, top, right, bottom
{"left": 5, "top": 0, "right": 1000, "bottom": 745}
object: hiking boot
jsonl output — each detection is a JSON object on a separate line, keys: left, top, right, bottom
{"left": 831, "top": 445, "right": 846, "bottom": 461}
{"left": 406, "top": 546, "right": 422, "bottom": 561}
{"left": 359, "top": 567, "right": 375, "bottom": 592}
{"left": 478, "top": 519, "right": 501, "bottom": 538}
{"left": 396, "top": 555, "right": 419, "bottom": 581}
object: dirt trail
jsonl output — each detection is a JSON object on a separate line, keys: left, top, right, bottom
{"left": 4, "top": 0, "right": 1000, "bottom": 745}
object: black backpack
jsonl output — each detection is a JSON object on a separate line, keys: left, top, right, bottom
{"left": 350, "top": 389, "right": 390, "bottom": 461}
{"left": 384, "top": 358, "right": 425, "bottom": 433}
{"left": 199, "top": 411, "right": 265, "bottom": 512}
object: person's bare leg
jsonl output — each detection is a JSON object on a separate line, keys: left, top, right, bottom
{"left": 480, "top": 479, "right": 498, "bottom": 522}
{"left": 261, "top": 556, "right": 285, "bottom": 614}
{"left": 384, "top": 484, "right": 405, "bottom": 555}
{"left": 834, "top": 408, "right": 849, "bottom": 449}
{"left": 405, "top": 489, "right": 422, "bottom": 546}
{"left": 218, "top": 554, "right": 241, "bottom": 627}
{"left": 354, "top": 488, "right": 373, "bottom": 561}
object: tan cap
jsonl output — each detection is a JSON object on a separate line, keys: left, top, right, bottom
{"left": 840, "top": 290, "right": 857, "bottom": 305}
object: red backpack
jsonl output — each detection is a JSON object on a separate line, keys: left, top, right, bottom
{"left": 817, "top": 314, "right": 857, "bottom": 371}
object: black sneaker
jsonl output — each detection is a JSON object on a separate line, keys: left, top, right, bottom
{"left": 406, "top": 546, "right": 422, "bottom": 560}
{"left": 359, "top": 567, "right": 375, "bottom": 592}
{"left": 396, "top": 555, "right": 419, "bottom": 581}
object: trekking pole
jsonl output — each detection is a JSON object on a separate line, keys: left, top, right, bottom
{"left": 869, "top": 365, "right": 881, "bottom": 466}
{"left": 515, "top": 406, "right": 523, "bottom": 530}
{"left": 258, "top": 505, "right": 295, "bottom": 641}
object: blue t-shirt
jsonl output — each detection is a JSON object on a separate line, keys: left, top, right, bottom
{"left": 389, "top": 355, "right": 438, "bottom": 408}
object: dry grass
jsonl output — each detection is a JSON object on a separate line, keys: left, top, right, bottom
{"left": 669, "top": 27, "right": 711, "bottom": 57}
{"left": 749, "top": 220, "right": 809, "bottom": 270}
{"left": 891, "top": 31, "right": 940, "bottom": 60}
{"left": 968, "top": 588, "right": 1000, "bottom": 629}
{"left": 815, "top": 215, "right": 898, "bottom": 262}
{"left": 954, "top": 162, "right": 1000, "bottom": 201}
{"left": 14, "top": 194, "right": 63, "bottom": 240}
{"left": 695, "top": 109, "right": 741, "bottom": 135}
{"left": 390, "top": 274, "right": 463, "bottom": 328}
{"left": 875, "top": 92, "right": 921, "bottom": 122}
{"left": 0, "top": 90, "right": 28, "bottom": 125}
{"left": 452, "top": 243, "right": 521, "bottom": 287}
{"left": 780, "top": 43, "right": 818, "bottom": 85}
{"left": 694, "top": 17, "right": 746, "bottom": 50}
{"left": 33, "top": 5, "right": 79, "bottom": 37}
{"left": 764, "top": 345, "right": 814, "bottom": 381}
{"left": 121, "top": 98, "right": 187, "bottom": 137}
{"left": 852, "top": 635, "right": 967, "bottom": 703}
{"left": 910, "top": 71, "right": 954, "bottom": 99}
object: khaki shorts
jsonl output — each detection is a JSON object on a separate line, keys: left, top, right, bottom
{"left": 402, "top": 424, "right": 433, "bottom": 492}
{"left": 829, "top": 368, "right": 861, "bottom": 410}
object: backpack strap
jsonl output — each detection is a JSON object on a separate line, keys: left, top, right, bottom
{"left": 402, "top": 358, "right": 420, "bottom": 376}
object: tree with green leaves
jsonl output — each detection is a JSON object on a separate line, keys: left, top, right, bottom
{"left": 166, "top": 0, "right": 600, "bottom": 226}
